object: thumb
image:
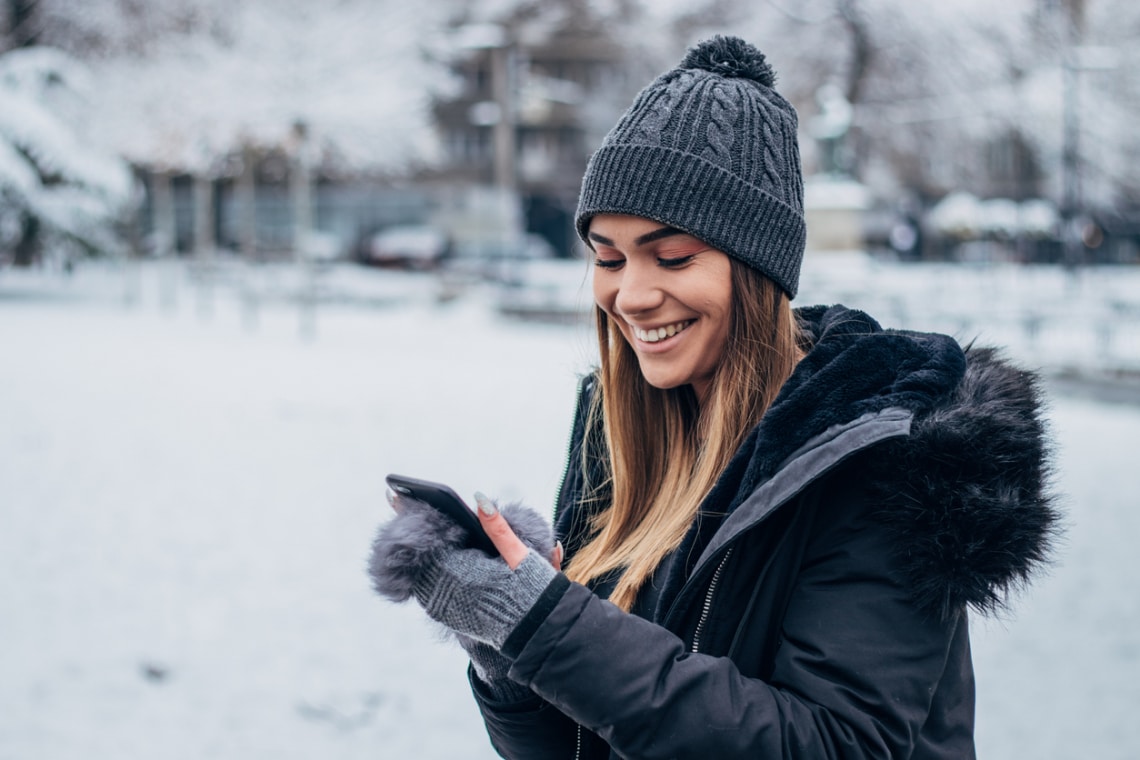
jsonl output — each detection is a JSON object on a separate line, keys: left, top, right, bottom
{"left": 474, "top": 493, "right": 530, "bottom": 570}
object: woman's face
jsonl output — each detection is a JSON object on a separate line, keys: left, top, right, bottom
{"left": 589, "top": 214, "right": 733, "bottom": 403}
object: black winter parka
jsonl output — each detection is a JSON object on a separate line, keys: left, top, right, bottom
{"left": 472, "top": 305, "right": 1058, "bottom": 759}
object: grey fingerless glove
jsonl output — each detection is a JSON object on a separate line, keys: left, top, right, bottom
{"left": 413, "top": 549, "right": 557, "bottom": 649}
{"left": 369, "top": 494, "right": 557, "bottom": 701}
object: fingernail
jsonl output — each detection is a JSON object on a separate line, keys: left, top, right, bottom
{"left": 474, "top": 492, "right": 498, "bottom": 517}
{"left": 556, "top": 540, "right": 564, "bottom": 554}
{"left": 385, "top": 488, "right": 397, "bottom": 507}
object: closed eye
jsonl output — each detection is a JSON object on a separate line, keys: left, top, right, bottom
{"left": 658, "top": 255, "right": 695, "bottom": 269}
{"left": 594, "top": 257, "right": 624, "bottom": 270}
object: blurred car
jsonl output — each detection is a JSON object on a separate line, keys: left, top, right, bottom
{"left": 363, "top": 225, "right": 450, "bottom": 269}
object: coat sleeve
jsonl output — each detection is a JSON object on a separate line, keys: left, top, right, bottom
{"left": 490, "top": 487, "right": 966, "bottom": 759}
{"left": 469, "top": 668, "right": 581, "bottom": 759}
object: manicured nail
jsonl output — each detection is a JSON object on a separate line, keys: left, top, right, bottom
{"left": 474, "top": 492, "right": 498, "bottom": 517}
{"left": 556, "top": 540, "right": 564, "bottom": 554}
{"left": 385, "top": 487, "right": 397, "bottom": 507}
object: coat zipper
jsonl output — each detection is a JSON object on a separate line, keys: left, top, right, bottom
{"left": 554, "top": 377, "right": 591, "bottom": 521}
{"left": 569, "top": 545, "right": 733, "bottom": 758}
{"left": 690, "top": 548, "right": 733, "bottom": 653}
{"left": 564, "top": 379, "right": 593, "bottom": 760}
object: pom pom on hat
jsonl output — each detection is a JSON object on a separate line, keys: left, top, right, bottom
{"left": 680, "top": 35, "right": 776, "bottom": 87}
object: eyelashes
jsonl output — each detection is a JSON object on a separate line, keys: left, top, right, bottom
{"left": 593, "top": 255, "right": 696, "bottom": 270}
{"left": 657, "top": 255, "right": 695, "bottom": 269}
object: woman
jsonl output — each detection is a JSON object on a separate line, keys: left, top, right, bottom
{"left": 370, "top": 36, "right": 1058, "bottom": 759}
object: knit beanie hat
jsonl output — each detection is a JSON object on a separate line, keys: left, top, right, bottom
{"left": 576, "top": 36, "right": 806, "bottom": 298}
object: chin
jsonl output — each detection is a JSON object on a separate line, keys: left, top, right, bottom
{"left": 638, "top": 372, "right": 690, "bottom": 392}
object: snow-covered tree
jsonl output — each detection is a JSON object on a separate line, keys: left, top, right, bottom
{"left": 22, "top": 0, "right": 467, "bottom": 177}
{"left": 0, "top": 46, "right": 135, "bottom": 264}
{"left": 20, "top": 0, "right": 642, "bottom": 178}
{"left": 635, "top": 0, "right": 1140, "bottom": 212}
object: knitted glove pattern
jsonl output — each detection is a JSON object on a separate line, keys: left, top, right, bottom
{"left": 412, "top": 548, "right": 556, "bottom": 649}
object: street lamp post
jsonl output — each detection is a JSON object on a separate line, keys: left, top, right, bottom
{"left": 458, "top": 23, "right": 523, "bottom": 278}
{"left": 1059, "top": 1, "right": 1083, "bottom": 271}
{"left": 1056, "top": 0, "right": 1116, "bottom": 272}
{"left": 289, "top": 119, "right": 317, "bottom": 339}
{"left": 489, "top": 42, "right": 518, "bottom": 195}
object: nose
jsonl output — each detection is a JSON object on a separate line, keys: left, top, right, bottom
{"left": 613, "top": 259, "right": 665, "bottom": 317}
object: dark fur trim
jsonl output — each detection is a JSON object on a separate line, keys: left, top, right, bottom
{"left": 369, "top": 500, "right": 555, "bottom": 603}
{"left": 868, "top": 346, "right": 1061, "bottom": 620}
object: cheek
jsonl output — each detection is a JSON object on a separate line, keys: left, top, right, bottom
{"left": 703, "top": 284, "right": 734, "bottom": 349}
{"left": 592, "top": 276, "right": 617, "bottom": 313}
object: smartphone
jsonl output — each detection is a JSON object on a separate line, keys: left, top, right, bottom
{"left": 385, "top": 474, "right": 499, "bottom": 556}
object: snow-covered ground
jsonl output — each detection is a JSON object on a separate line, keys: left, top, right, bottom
{"left": 1, "top": 260, "right": 1138, "bottom": 759}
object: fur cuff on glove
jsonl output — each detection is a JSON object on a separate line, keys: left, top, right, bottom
{"left": 368, "top": 498, "right": 555, "bottom": 603}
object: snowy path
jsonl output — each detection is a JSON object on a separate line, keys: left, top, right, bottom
{"left": 1, "top": 263, "right": 1138, "bottom": 759}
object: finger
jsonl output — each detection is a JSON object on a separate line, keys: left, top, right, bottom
{"left": 385, "top": 488, "right": 402, "bottom": 513}
{"left": 551, "top": 541, "right": 564, "bottom": 572}
{"left": 474, "top": 492, "right": 530, "bottom": 570}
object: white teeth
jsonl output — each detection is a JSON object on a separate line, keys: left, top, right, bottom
{"left": 634, "top": 321, "right": 690, "bottom": 343}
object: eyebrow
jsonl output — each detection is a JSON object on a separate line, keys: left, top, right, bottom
{"left": 588, "top": 226, "right": 685, "bottom": 248}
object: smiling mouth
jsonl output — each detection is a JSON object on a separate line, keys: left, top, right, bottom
{"left": 632, "top": 320, "right": 694, "bottom": 343}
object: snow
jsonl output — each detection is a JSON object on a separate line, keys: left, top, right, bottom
{"left": 972, "top": 395, "right": 1140, "bottom": 759}
{"left": 0, "top": 47, "right": 136, "bottom": 256}
{"left": 1, "top": 260, "right": 1139, "bottom": 759}
{"left": 0, "top": 48, "right": 133, "bottom": 205}
{"left": 924, "top": 192, "right": 1061, "bottom": 239}
{"left": 80, "top": 0, "right": 457, "bottom": 174}
{"left": 0, "top": 137, "right": 40, "bottom": 197}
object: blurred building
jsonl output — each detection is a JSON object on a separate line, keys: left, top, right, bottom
{"left": 420, "top": 10, "right": 627, "bottom": 259}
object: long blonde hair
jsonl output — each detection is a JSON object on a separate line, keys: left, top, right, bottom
{"left": 564, "top": 259, "right": 804, "bottom": 610}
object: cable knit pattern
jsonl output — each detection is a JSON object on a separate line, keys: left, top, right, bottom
{"left": 627, "top": 72, "right": 688, "bottom": 147}
{"left": 700, "top": 83, "right": 738, "bottom": 168}
{"left": 576, "top": 36, "right": 806, "bottom": 297}
{"left": 628, "top": 89, "right": 670, "bottom": 147}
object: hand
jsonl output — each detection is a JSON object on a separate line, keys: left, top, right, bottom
{"left": 369, "top": 489, "right": 560, "bottom": 648}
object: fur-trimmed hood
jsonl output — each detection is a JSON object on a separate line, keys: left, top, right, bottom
{"left": 725, "top": 305, "right": 1059, "bottom": 620}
